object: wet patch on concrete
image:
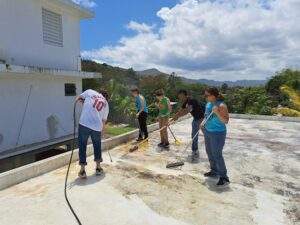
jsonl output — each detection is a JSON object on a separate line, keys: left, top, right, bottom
{"left": 100, "top": 161, "right": 256, "bottom": 225}
{"left": 8, "top": 183, "right": 49, "bottom": 198}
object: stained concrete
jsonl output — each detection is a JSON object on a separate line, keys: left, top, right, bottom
{"left": 0, "top": 118, "right": 299, "bottom": 225}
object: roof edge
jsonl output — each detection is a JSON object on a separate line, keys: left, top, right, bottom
{"left": 51, "top": 0, "right": 95, "bottom": 19}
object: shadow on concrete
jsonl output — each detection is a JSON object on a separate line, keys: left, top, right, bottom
{"left": 68, "top": 172, "right": 106, "bottom": 189}
{"left": 203, "top": 177, "right": 232, "bottom": 193}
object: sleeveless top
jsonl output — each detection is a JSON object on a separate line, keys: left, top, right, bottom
{"left": 204, "top": 101, "right": 226, "bottom": 132}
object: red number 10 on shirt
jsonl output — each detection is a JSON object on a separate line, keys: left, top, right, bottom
{"left": 93, "top": 98, "right": 105, "bottom": 112}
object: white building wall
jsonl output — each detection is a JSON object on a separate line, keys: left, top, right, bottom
{"left": 0, "top": 0, "right": 81, "bottom": 71}
{"left": 0, "top": 74, "right": 82, "bottom": 152}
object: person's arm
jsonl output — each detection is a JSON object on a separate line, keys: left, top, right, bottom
{"left": 76, "top": 90, "right": 89, "bottom": 103}
{"left": 212, "top": 103, "right": 229, "bottom": 124}
{"left": 155, "top": 100, "right": 161, "bottom": 108}
{"left": 102, "top": 103, "right": 109, "bottom": 137}
{"left": 75, "top": 95, "right": 84, "bottom": 103}
{"left": 167, "top": 98, "right": 172, "bottom": 113}
{"left": 173, "top": 107, "right": 189, "bottom": 120}
{"left": 137, "top": 95, "right": 145, "bottom": 116}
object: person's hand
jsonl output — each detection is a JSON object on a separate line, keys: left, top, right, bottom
{"left": 212, "top": 106, "right": 219, "bottom": 114}
{"left": 200, "top": 120, "right": 205, "bottom": 128}
{"left": 168, "top": 118, "right": 174, "bottom": 126}
{"left": 76, "top": 97, "right": 84, "bottom": 104}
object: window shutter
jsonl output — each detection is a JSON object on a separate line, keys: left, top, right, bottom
{"left": 42, "top": 8, "right": 63, "bottom": 47}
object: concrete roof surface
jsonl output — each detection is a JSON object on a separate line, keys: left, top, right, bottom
{"left": 0, "top": 118, "right": 299, "bottom": 225}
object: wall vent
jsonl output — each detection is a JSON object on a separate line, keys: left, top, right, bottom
{"left": 42, "top": 8, "right": 63, "bottom": 47}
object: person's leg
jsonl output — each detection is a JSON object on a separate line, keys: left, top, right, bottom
{"left": 162, "top": 117, "right": 169, "bottom": 145}
{"left": 204, "top": 130, "right": 218, "bottom": 175}
{"left": 137, "top": 113, "right": 143, "bottom": 139}
{"left": 158, "top": 117, "right": 164, "bottom": 144}
{"left": 90, "top": 129, "right": 102, "bottom": 168}
{"left": 78, "top": 125, "right": 90, "bottom": 178}
{"left": 140, "top": 112, "right": 148, "bottom": 139}
{"left": 191, "top": 119, "right": 200, "bottom": 154}
{"left": 78, "top": 125, "right": 90, "bottom": 166}
{"left": 210, "top": 132, "right": 228, "bottom": 179}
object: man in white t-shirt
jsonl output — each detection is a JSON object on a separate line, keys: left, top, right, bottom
{"left": 75, "top": 89, "right": 109, "bottom": 179}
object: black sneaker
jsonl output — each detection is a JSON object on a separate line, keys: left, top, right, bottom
{"left": 95, "top": 167, "right": 103, "bottom": 176}
{"left": 162, "top": 143, "right": 170, "bottom": 149}
{"left": 204, "top": 171, "right": 218, "bottom": 178}
{"left": 157, "top": 143, "right": 164, "bottom": 147}
{"left": 78, "top": 170, "right": 87, "bottom": 179}
{"left": 216, "top": 177, "right": 230, "bottom": 186}
{"left": 136, "top": 137, "right": 144, "bottom": 142}
{"left": 190, "top": 151, "right": 199, "bottom": 162}
{"left": 143, "top": 137, "right": 149, "bottom": 141}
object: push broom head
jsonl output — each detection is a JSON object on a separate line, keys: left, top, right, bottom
{"left": 166, "top": 161, "right": 184, "bottom": 169}
{"left": 129, "top": 145, "right": 139, "bottom": 152}
{"left": 174, "top": 139, "right": 181, "bottom": 146}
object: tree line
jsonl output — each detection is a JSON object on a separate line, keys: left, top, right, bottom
{"left": 82, "top": 59, "right": 300, "bottom": 125}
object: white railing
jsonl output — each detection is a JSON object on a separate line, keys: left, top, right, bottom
{"left": 0, "top": 63, "right": 101, "bottom": 78}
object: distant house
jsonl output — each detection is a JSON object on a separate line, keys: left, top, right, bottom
{"left": 0, "top": 0, "right": 100, "bottom": 156}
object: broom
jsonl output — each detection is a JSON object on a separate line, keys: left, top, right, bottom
{"left": 166, "top": 111, "right": 214, "bottom": 169}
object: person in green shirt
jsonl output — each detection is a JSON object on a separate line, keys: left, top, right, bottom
{"left": 155, "top": 89, "right": 172, "bottom": 148}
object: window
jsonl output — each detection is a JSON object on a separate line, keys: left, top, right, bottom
{"left": 65, "top": 84, "right": 76, "bottom": 96}
{"left": 42, "top": 8, "right": 63, "bottom": 47}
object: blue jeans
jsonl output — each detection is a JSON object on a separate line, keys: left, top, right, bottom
{"left": 204, "top": 129, "right": 228, "bottom": 179}
{"left": 78, "top": 124, "right": 102, "bottom": 165}
{"left": 192, "top": 119, "right": 200, "bottom": 152}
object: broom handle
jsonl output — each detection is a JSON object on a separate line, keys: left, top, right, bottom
{"left": 168, "top": 126, "right": 178, "bottom": 142}
{"left": 182, "top": 111, "right": 214, "bottom": 153}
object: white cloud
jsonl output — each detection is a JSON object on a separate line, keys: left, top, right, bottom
{"left": 126, "top": 21, "right": 154, "bottom": 33}
{"left": 72, "top": 0, "right": 97, "bottom": 8}
{"left": 82, "top": 0, "right": 300, "bottom": 80}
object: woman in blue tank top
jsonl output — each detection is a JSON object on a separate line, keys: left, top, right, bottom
{"left": 201, "top": 87, "right": 230, "bottom": 186}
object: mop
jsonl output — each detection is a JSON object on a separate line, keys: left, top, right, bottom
{"left": 166, "top": 111, "right": 214, "bottom": 169}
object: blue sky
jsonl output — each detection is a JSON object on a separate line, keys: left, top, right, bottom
{"left": 80, "top": 0, "right": 178, "bottom": 50}
{"left": 74, "top": 0, "right": 300, "bottom": 81}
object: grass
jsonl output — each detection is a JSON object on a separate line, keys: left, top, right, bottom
{"left": 106, "top": 125, "right": 136, "bottom": 136}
